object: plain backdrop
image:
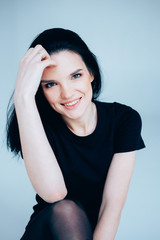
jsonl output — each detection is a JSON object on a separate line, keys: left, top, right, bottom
{"left": 0, "top": 0, "right": 160, "bottom": 239}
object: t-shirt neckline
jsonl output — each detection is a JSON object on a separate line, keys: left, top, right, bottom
{"left": 59, "top": 101, "right": 102, "bottom": 143}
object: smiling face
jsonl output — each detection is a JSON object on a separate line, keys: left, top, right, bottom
{"left": 41, "top": 50, "right": 94, "bottom": 123}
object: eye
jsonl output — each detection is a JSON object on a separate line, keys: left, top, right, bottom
{"left": 45, "top": 82, "right": 57, "bottom": 88}
{"left": 72, "top": 73, "right": 82, "bottom": 79}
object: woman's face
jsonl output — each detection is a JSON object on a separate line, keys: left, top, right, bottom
{"left": 41, "top": 50, "right": 94, "bottom": 121}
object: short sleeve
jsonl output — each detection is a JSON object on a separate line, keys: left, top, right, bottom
{"left": 114, "top": 103, "right": 145, "bottom": 153}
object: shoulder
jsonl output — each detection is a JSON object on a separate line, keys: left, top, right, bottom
{"left": 95, "top": 100, "right": 142, "bottom": 124}
{"left": 105, "top": 102, "right": 145, "bottom": 152}
{"left": 113, "top": 102, "right": 142, "bottom": 127}
{"left": 95, "top": 100, "right": 144, "bottom": 142}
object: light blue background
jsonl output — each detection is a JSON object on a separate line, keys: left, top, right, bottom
{"left": 0, "top": 0, "right": 160, "bottom": 239}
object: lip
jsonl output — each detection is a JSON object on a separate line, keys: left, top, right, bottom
{"left": 61, "top": 97, "right": 81, "bottom": 105}
{"left": 61, "top": 97, "right": 82, "bottom": 110}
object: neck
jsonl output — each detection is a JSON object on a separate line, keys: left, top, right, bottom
{"left": 63, "top": 102, "right": 97, "bottom": 136}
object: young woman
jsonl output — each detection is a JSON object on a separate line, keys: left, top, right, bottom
{"left": 7, "top": 28, "right": 145, "bottom": 240}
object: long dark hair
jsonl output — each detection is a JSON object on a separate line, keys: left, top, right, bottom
{"left": 6, "top": 28, "right": 102, "bottom": 156}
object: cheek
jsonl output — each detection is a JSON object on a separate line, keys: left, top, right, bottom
{"left": 43, "top": 89, "right": 58, "bottom": 104}
{"left": 84, "top": 81, "right": 93, "bottom": 95}
{"left": 78, "top": 79, "right": 92, "bottom": 92}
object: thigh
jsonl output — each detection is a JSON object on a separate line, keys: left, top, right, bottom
{"left": 20, "top": 203, "right": 56, "bottom": 240}
{"left": 20, "top": 199, "right": 93, "bottom": 240}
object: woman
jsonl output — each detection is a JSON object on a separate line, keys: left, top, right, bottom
{"left": 7, "top": 28, "right": 145, "bottom": 240}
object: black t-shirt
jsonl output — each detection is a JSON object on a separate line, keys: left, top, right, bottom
{"left": 30, "top": 101, "right": 145, "bottom": 229}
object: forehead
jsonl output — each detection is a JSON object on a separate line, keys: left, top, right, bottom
{"left": 51, "top": 50, "right": 84, "bottom": 65}
{"left": 42, "top": 50, "right": 86, "bottom": 80}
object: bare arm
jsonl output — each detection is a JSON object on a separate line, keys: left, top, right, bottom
{"left": 93, "top": 151, "right": 136, "bottom": 240}
{"left": 14, "top": 45, "right": 67, "bottom": 203}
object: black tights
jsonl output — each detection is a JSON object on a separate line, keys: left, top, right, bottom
{"left": 21, "top": 199, "right": 93, "bottom": 240}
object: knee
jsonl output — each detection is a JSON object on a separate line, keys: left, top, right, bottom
{"left": 49, "top": 199, "right": 79, "bottom": 218}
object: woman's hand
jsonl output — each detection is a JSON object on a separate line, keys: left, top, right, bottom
{"left": 14, "top": 44, "right": 56, "bottom": 102}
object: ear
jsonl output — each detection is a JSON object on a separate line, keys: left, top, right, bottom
{"left": 90, "top": 72, "right": 94, "bottom": 83}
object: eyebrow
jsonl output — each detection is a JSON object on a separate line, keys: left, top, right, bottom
{"left": 70, "top": 68, "right": 83, "bottom": 76}
{"left": 41, "top": 68, "right": 83, "bottom": 83}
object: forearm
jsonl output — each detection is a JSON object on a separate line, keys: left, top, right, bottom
{"left": 14, "top": 96, "right": 67, "bottom": 202}
{"left": 93, "top": 205, "right": 122, "bottom": 240}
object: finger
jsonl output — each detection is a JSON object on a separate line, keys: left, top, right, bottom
{"left": 41, "top": 59, "right": 56, "bottom": 70}
{"left": 23, "top": 45, "right": 42, "bottom": 60}
{"left": 34, "top": 44, "right": 50, "bottom": 59}
{"left": 30, "top": 49, "right": 50, "bottom": 63}
{"left": 35, "top": 44, "right": 50, "bottom": 59}
{"left": 23, "top": 48, "right": 34, "bottom": 58}
{"left": 24, "top": 45, "right": 50, "bottom": 63}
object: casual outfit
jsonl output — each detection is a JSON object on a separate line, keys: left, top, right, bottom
{"left": 21, "top": 101, "right": 145, "bottom": 239}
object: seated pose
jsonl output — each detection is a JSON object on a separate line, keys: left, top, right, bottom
{"left": 7, "top": 28, "right": 145, "bottom": 240}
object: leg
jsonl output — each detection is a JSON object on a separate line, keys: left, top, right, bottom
{"left": 21, "top": 199, "right": 93, "bottom": 240}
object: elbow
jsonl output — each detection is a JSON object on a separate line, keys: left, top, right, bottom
{"left": 43, "top": 187, "right": 68, "bottom": 203}
{"left": 55, "top": 187, "right": 68, "bottom": 202}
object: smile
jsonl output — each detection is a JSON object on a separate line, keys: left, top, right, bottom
{"left": 61, "top": 98, "right": 82, "bottom": 109}
{"left": 64, "top": 99, "right": 80, "bottom": 106}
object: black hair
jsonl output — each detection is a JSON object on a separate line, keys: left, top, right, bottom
{"left": 6, "top": 28, "right": 102, "bottom": 156}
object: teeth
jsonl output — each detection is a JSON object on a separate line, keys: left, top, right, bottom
{"left": 64, "top": 99, "right": 79, "bottom": 106}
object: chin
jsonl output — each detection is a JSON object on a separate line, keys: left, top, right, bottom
{"left": 63, "top": 112, "right": 83, "bottom": 120}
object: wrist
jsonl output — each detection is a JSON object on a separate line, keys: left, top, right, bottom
{"left": 14, "top": 93, "right": 36, "bottom": 109}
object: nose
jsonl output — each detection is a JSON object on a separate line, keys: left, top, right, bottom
{"left": 60, "top": 83, "right": 74, "bottom": 99}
